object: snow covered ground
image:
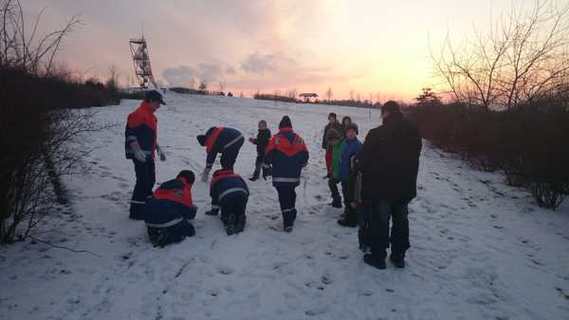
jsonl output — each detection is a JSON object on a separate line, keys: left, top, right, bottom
{"left": 1, "top": 93, "right": 568, "bottom": 320}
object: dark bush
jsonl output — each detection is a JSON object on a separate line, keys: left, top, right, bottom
{"left": 0, "top": 66, "right": 119, "bottom": 243}
{"left": 409, "top": 100, "right": 569, "bottom": 210}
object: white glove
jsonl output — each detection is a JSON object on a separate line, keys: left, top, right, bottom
{"left": 156, "top": 145, "right": 167, "bottom": 162}
{"left": 130, "top": 141, "right": 147, "bottom": 163}
{"left": 201, "top": 168, "right": 211, "bottom": 182}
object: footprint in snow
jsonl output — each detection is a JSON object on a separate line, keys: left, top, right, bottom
{"left": 217, "top": 266, "right": 235, "bottom": 275}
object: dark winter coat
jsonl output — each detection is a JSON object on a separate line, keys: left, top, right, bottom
{"left": 322, "top": 122, "right": 344, "bottom": 149}
{"left": 210, "top": 169, "right": 249, "bottom": 210}
{"left": 144, "top": 178, "right": 197, "bottom": 228}
{"left": 200, "top": 127, "right": 244, "bottom": 168}
{"left": 125, "top": 102, "right": 157, "bottom": 160}
{"left": 265, "top": 127, "right": 309, "bottom": 187}
{"left": 357, "top": 112, "right": 422, "bottom": 202}
{"left": 251, "top": 128, "right": 272, "bottom": 156}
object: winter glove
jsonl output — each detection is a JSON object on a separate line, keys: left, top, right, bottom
{"left": 156, "top": 145, "right": 167, "bottom": 162}
{"left": 130, "top": 141, "right": 147, "bottom": 163}
{"left": 205, "top": 208, "right": 219, "bottom": 216}
{"left": 262, "top": 165, "right": 272, "bottom": 180}
{"left": 248, "top": 137, "right": 256, "bottom": 144}
{"left": 201, "top": 168, "right": 211, "bottom": 183}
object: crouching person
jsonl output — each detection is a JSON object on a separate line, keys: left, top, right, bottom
{"left": 145, "top": 170, "right": 197, "bottom": 248}
{"left": 206, "top": 169, "right": 249, "bottom": 235}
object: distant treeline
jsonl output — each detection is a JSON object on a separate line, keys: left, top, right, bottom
{"left": 169, "top": 87, "right": 230, "bottom": 97}
{"left": 253, "top": 93, "right": 381, "bottom": 109}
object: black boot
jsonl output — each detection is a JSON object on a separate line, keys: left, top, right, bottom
{"left": 389, "top": 253, "right": 406, "bottom": 268}
{"left": 234, "top": 215, "right": 246, "bottom": 234}
{"left": 330, "top": 198, "right": 342, "bottom": 208}
{"left": 224, "top": 214, "right": 237, "bottom": 236}
{"left": 338, "top": 208, "right": 357, "bottom": 227}
{"left": 363, "top": 253, "right": 386, "bottom": 270}
{"left": 283, "top": 209, "right": 296, "bottom": 232}
{"left": 249, "top": 175, "right": 259, "bottom": 182}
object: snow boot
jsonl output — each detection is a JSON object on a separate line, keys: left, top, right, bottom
{"left": 330, "top": 199, "right": 342, "bottom": 208}
{"left": 337, "top": 209, "right": 357, "bottom": 227}
{"left": 337, "top": 216, "right": 358, "bottom": 227}
{"left": 283, "top": 209, "right": 296, "bottom": 233}
{"left": 249, "top": 175, "right": 259, "bottom": 182}
{"left": 389, "top": 253, "right": 406, "bottom": 268}
{"left": 224, "top": 214, "right": 237, "bottom": 236}
{"left": 205, "top": 209, "right": 219, "bottom": 216}
{"left": 363, "top": 254, "right": 386, "bottom": 270}
{"left": 234, "top": 215, "right": 246, "bottom": 234}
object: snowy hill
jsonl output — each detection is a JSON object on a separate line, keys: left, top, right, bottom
{"left": 1, "top": 94, "right": 568, "bottom": 320}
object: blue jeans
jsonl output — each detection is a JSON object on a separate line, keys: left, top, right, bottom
{"left": 361, "top": 200, "right": 410, "bottom": 257}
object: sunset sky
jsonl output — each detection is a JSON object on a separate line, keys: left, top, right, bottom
{"left": 25, "top": 0, "right": 532, "bottom": 101}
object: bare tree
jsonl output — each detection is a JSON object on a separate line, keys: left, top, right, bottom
{"left": 0, "top": 0, "right": 81, "bottom": 74}
{"left": 106, "top": 65, "right": 119, "bottom": 90}
{"left": 432, "top": 0, "right": 569, "bottom": 109}
{"left": 287, "top": 88, "right": 297, "bottom": 100}
{"left": 218, "top": 81, "right": 225, "bottom": 93}
{"left": 325, "top": 87, "right": 333, "bottom": 103}
{"left": 198, "top": 80, "right": 208, "bottom": 91}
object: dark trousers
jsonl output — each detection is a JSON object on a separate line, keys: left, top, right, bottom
{"left": 130, "top": 160, "right": 155, "bottom": 219}
{"left": 220, "top": 195, "right": 248, "bottom": 232}
{"left": 147, "top": 219, "right": 195, "bottom": 248}
{"left": 220, "top": 137, "right": 244, "bottom": 169}
{"left": 363, "top": 200, "right": 410, "bottom": 258}
{"left": 341, "top": 181, "right": 352, "bottom": 208}
{"left": 275, "top": 186, "right": 298, "bottom": 227}
{"left": 328, "top": 178, "right": 342, "bottom": 203}
{"left": 252, "top": 155, "right": 263, "bottom": 178}
{"left": 340, "top": 180, "right": 357, "bottom": 221}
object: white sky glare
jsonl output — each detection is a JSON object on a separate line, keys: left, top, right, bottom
{"left": 25, "top": 0, "right": 540, "bottom": 100}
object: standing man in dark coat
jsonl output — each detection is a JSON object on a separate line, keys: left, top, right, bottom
{"left": 357, "top": 101, "right": 422, "bottom": 269}
{"left": 125, "top": 90, "right": 167, "bottom": 220}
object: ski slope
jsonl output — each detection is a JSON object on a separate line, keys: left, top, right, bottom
{"left": 1, "top": 94, "right": 568, "bottom": 320}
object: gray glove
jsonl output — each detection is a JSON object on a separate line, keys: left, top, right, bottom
{"left": 201, "top": 168, "right": 211, "bottom": 183}
{"left": 130, "top": 141, "right": 147, "bottom": 163}
{"left": 156, "top": 145, "right": 167, "bottom": 162}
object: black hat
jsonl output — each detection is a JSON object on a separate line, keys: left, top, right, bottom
{"left": 279, "top": 116, "right": 292, "bottom": 129}
{"left": 328, "top": 112, "right": 337, "bottom": 119}
{"left": 197, "top": 134, "right": 207, "bottom": 146}
{"left": 145, "top": 90, "right": 166, "bottom": 105}
{"left": 177, "top": 170, "right": 195, "bottom": 184}
{"left": 381, "top": 100, "right": 400, "bottom": 113}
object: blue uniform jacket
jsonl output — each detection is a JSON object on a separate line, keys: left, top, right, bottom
{"left": 125, "top": 101, "right": 157, "bottom": 160}
{"left": 145, "top": 178, "right": 197, "bottom": 228}
{"left": 210, "top": 169, "right": 249, "bottom": 209}
{"left": 202, "top": 127, "right": 244, "bottom": 168}
{"left": 264, "top": 127, "right": 309, "bottom": 187}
